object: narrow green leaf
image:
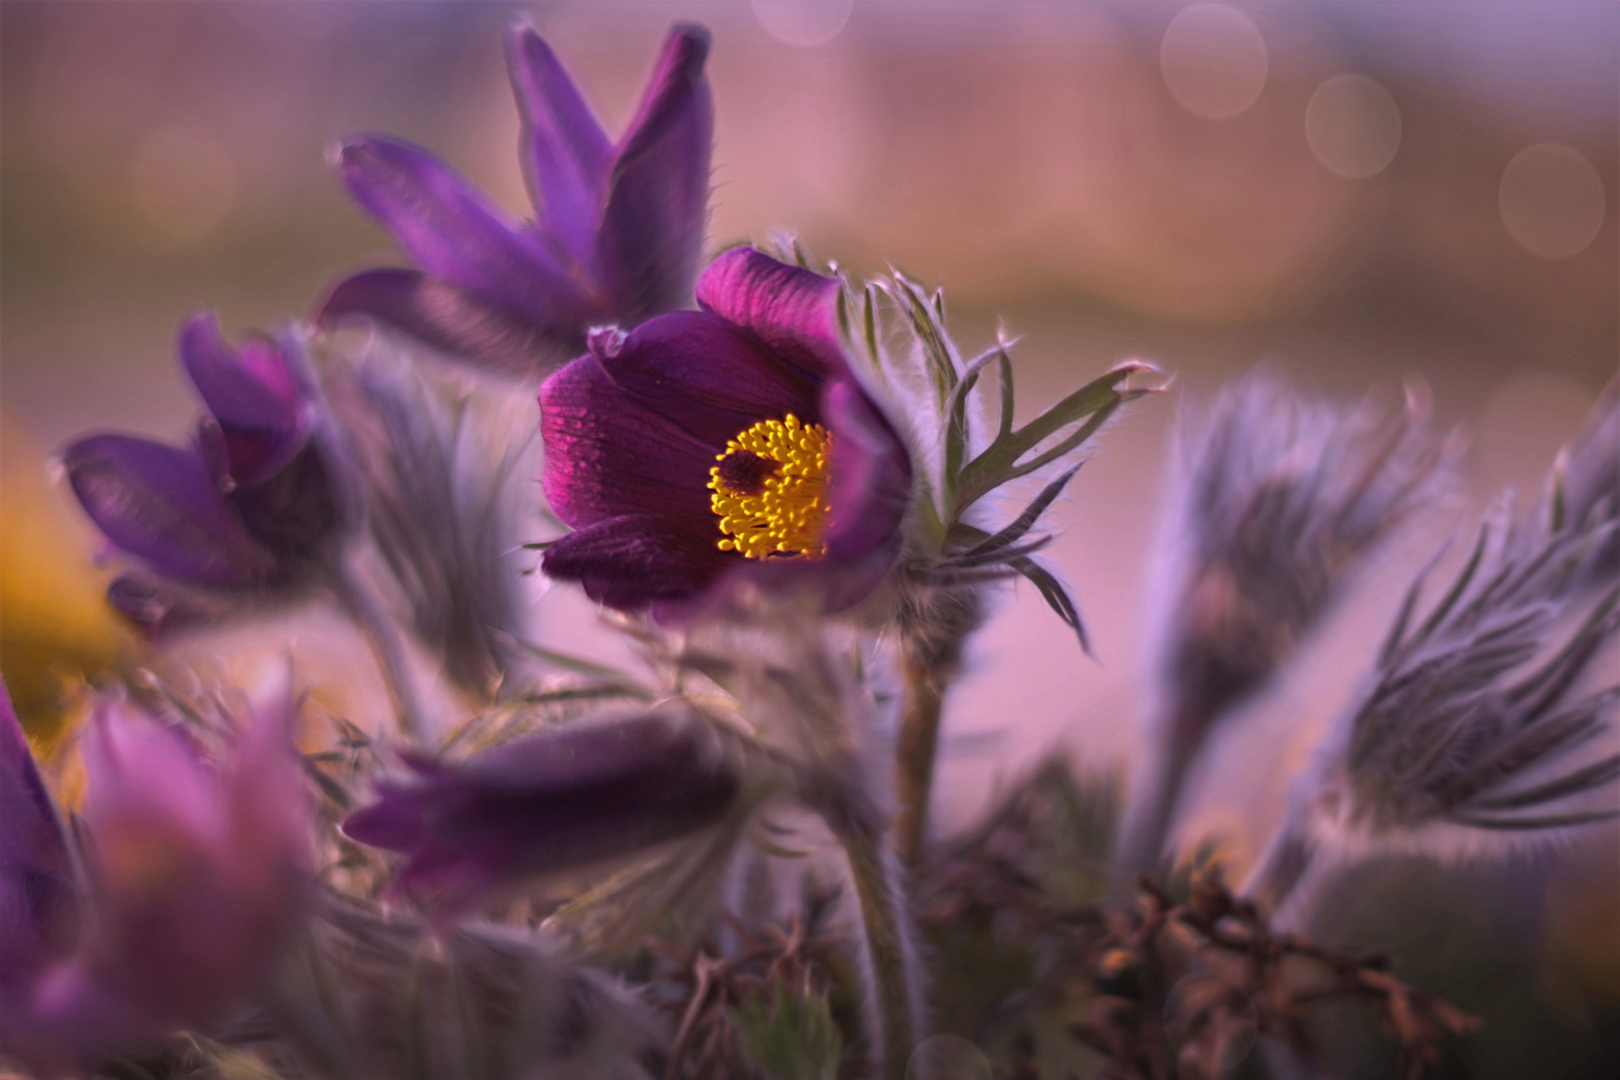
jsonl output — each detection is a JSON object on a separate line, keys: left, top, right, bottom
{"left": 508, "top": 640, "right": 639, "bottom": 683}
{"left": 996, "top": 348, "right": 1016, "bottom": 441}
{"left": 1011, "top": 556, "right": 1091, "bottom": 654}
{"left": 962, "top": 466, "right": 1081, "bottom": 559}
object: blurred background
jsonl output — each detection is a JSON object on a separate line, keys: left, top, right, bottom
{"left": 1, "top": 2, "right": 1615, "bottom": 1074}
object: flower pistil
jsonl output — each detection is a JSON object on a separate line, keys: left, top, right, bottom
{"left": 708, "top": 414, "right": 830, "bottom": 559}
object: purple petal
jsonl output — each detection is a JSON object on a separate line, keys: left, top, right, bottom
{"left": 228, "top": 442, "right": 343, "bottom": 564}
{"left": 597, "top": 310, "right": 819, "bottom": 446}
{"left": 63, "top": 435, "right": 278, "bottom": 588}
{"left": 822, "top": 379, "right": 913, "bottom": 564}
{"left": 178, "top": 312, "right": 308, "bottom": 485}
{"left": 505, "top": 21, "right": 613, "bottom": 272}
{"left": 319, "top": 268, "right": 584, "bottom": 374}
{"left": 343, "top": 714, "right": 737, "bottom": 912}
{"left": 334, "top": 134, "right": 598, "bottom": 332}
{"left": 0, "top": 678, "right": 76, "bottom": 982}
{"left": 597, "top": 24, "right": 713, "bottom": 322}
{"left": 696, "top": 247, "right": 848, "bottom": 383}
{"left": 539, "top": 354, "right": 718, "bottom": 534}
{"left": 542, "top": 514, "right": 729, "bottom": 611}
{"left": 105, "top": 574, "right": 230, "bottom": 640}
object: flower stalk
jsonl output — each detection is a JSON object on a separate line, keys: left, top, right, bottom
{"left": 328, "top": 559, "right": 429, "bottom": 743}
{"left": 838, "top": 821, "right": 923, "bottom": 1080}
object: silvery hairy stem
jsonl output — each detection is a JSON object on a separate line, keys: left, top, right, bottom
{"left": 329, "top": 558, "right": 430, "bottom": 742}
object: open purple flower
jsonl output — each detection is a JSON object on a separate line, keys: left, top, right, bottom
{"left": 342, "top": 712, "right": 738, "bottom": 914}
{"left": 320, "top": 22, "right": 713, "bottom": 376}
{"left": 62, "top": 313, "right": 351, "bottom": 634}
{"left": 538, "top": 247, "right": 913, "bottom": 616}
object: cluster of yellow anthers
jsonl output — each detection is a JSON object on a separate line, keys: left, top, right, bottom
{"left": 708, "top": 414, "right": 831, "bottom": 560}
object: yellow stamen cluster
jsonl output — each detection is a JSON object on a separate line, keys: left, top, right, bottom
{"left": 708, "top": 415, "right": 831, "bottom": 559}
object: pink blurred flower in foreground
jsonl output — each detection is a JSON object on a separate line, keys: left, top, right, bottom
{"left": 0, "top": 681, "right": 309, "bottom": 1071}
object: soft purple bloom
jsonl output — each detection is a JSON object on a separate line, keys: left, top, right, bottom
{"left": 321, "top": 22, "right": 713, "bottom": 375}
{"left": 0, "top": 679, "right": 76, "bottom": 1033}
{"left": 62, "top": 313, "right": 351, "bottom": 634}
{"left": 0, "top": 686, "right": 310, "bottom": 1070}
{"left": 539, "top": 247, "right": 913, "bottom": 616}
{"left": 342, "top": 713, "right": 738, "bottom": 914}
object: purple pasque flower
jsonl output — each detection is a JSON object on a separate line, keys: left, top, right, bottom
{"left": 0, "top": 685, "right": 310, "bottom": 1069}
{"left": 341, "top": 712, "right": 738, "bottom": 914}
{"left": 321, "top": 22, "right": 713, "bottom": 376}
{"left": 62, "top": 312, "right": 352, "bottom": 634}
{"left": 0, "top": 679, "right": 77, "bottom": 1028}
{"left": 539, "top": 247, "right": 913, "bottom": 616}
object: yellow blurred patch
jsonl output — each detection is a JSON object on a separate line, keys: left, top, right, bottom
{"left": 1, "top": 413, "right": 127, "bottom": 745}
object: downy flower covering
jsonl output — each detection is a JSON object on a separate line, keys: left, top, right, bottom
{"left": 1246, "top": 494, "right": 1620, "bottom": 920}
{"left": 61, "top": 313, "right": 353, "bottom": 635}
{"left": 539, "top": 247, "right": 913, "bottom": 615}
{"left": 1116, "top": 371, "right": 1447, "bottom": 873}
{"left": 0, "top": 686, "right": 310, "bottom": 1071}
{"left": 342, "top": 711, "right": 740, "bottom": 914}
{"left": 323, "top": 22, "right": 713, "bottom": 375}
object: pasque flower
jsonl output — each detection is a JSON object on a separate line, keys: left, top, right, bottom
{"left": 322, "top": 22, "right": 713, "bottom": 375}
{"left": 539, "top": 247, "right": 913, "bottom": 615}
{"left": 62, "top": 313, "right": 352, "bottom": 634}
{"left": 0, "top": 678, "right": 77, "bottom": 1034}
{"left": 1, "top": 683, "right": 310, "bottom": 1070}
{"left": 342, "top": 712, "right": 739, "bottom": 914}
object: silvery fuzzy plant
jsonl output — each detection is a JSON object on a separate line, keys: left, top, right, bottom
{"left": 1243, "top": 387, "right": 1620, "bottom": 928}
{"left": 6, "top": 17, "right": 1619, "bottom": 1080}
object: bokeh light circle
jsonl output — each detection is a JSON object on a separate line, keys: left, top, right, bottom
{"left": 1160, "top": 3, "right": 1269, "bottom": 120}
{"left": 751, "top": 0, "right": 855, "bottom": 48}
{"left": 1305, "top": 74, "right": 1402, "bottom": 179}
{"left": 906, "top": 1034, "right": 993, "bottom": 1080}
{"left": 1499, "top": 143, "right": 1607, "bottom": 259}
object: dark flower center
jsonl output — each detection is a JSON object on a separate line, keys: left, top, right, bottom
{"left": 714, "top": 449, "right": 776, "bottom": 496}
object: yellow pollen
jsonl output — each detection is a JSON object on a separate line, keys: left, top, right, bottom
{"left": 708, "top": 414, "right": 832, "bottom": 560}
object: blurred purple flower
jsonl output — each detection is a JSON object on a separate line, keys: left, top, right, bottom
{"left": 539, "top": 247, "right": 913, "bottom": 616}
{"left": 62, "top": 313, "right": 353, "bottom": 635}
{"left": 0, "top": 679, "right": 77, "bottom": 1033}
{"left": 321, "top": 22, "right": 713, "bottom": 376}
{"left": 1, "top": 685, "right": 310, "bottom": 1070}
{"left": 342, "top": 712, "right": 738, "bottom": 914}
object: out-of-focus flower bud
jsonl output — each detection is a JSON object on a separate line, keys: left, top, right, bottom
{"left": 62, "top": 314, "right": 357, "bottom": 636}
{"left": 1118, "top": 370, "right": 1450, "bottom": 874}
{"left": 1, "top": 681, "right": 310, "bottom": 1070}
{"left": 343, "top": 711, "right": 739, "bottom": 915}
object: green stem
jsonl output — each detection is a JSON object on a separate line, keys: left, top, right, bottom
{"left": 894, "top": 656, "right": 947, "bottom": 868}
{"left": 839, "top": 824, "right": 922, "bottom": 1080}
{"left": 329, "top": 559, "right": 429, "bottom": 743}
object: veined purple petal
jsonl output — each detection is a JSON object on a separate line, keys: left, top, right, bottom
{"left": 229, "top": 442, "right": 343, "bottom": 563}
{"left": 335, "top": 135, "right": 598, "bottom": 332}
{"left": 505, "top": 21, "right": 612, "bottom": 273}
{"left": 696, "top": 247, "right": 846, "bottom": 382}
{"left": 598, "top": 310, "right": 819, "bottom": 446}
{"left": 63, "top": 435, "right": 277, "bottom": 588}
{"left": 342, "top": 713, "right": 737, "bottom": 912}
{"left": 542, "top": 514, "right": 730, "bottom": 610}
{"left": 178, "top": 312, "right": 308, "bottom": 485}
{"left": 319, "top": 268, "right": 584, "bottom": 374}
{"left": 822, "top": 379, "right": 913, "bottom": 563}
{"left": 597, "top": 24, "right": 712, "bottom": 322}
{"left": 539, "top": 354, "right": 717, "bottom": 533}
{"left": 0, "top": 679, "right": 75, "bottom": 986}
